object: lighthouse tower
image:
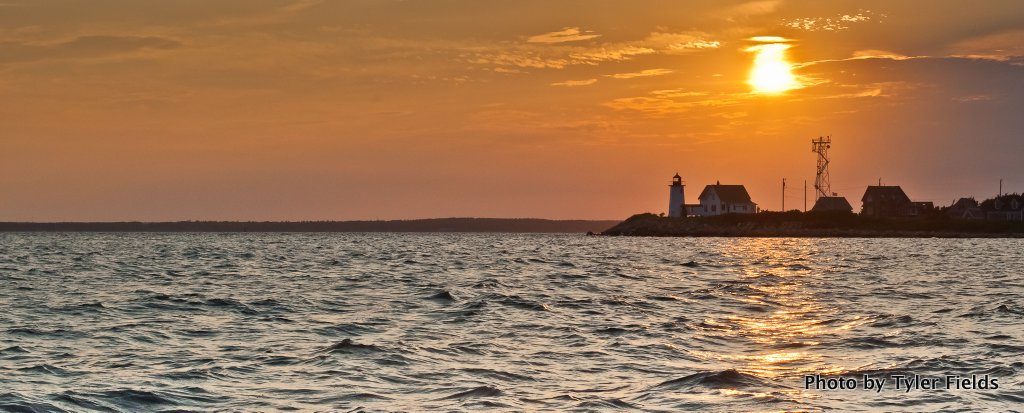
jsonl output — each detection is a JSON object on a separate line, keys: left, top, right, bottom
{"left": 668, "top": 173, "right": 685, "bottom": 218}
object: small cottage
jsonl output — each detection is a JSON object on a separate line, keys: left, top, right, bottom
{"left": 947, "top": 198, "right": 984, "bottom": 220}
{"left": 689, "top": 182, "right": 758, "bottom": 217}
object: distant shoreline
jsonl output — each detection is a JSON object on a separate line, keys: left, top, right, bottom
{"left": 600, "top": 212, "right": 1024, "bottom": 238}
{"left": 0, "top": 218, "right": 619, "bottom": 234}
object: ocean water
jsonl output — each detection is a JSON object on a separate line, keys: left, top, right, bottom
{"left": 1, "top": 233, "right": 1022, "bottom": 412}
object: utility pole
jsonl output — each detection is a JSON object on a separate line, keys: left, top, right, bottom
{"left": 999, "top": 178, "right": 1003, "bottom": 197}
{"left": 804, "top": 180, "right": 807, "bottom": 212}
{"left": 782, "top": 178, "right": 786, "bottom": 211}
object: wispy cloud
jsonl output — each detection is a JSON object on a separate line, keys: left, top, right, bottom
{"left": 725, "top": 0, "right": 782, "bottom": 18}
{"left": 569, "top": 45, "right": 655, "bottom": 64}
{"left": 795, "top": 50, "right": 923, "bottom": 70}
{"left": 528, "top": 27, "right": 601, "bottom": 44}
{"left": 604, "top": 90, "right": 743, "bottom": 116}
{"left": 469, "top": 51, "right": 569, "bottom": 69}
{"left": 0, "top": 35, "right": 181, "bottom": 64}
{"left": 551, "top": 78, "right": 597, "bottom": 87}
{"left": 605, "top": 68, "right": 673, "bottom": 79}
{"left": 783, "top": 10, "right": 881, "bottom": 32}
{"left": 953, "top": 94, "right": 995, "bottom": 103}
{"left": 948, "top": 29, "right": 1024, "bottom": 62}
{"left": 203, "top": 0, "right": 324, "bottom": 28}
{"left": 747, "top": 35, "right": 792, "bottom": 43}
{"left": 470, "top": 30, "right": 718, "bottom": 72}
{"left": 280, "top": 0, "right": 323, "bottom": 13}
{"left": 642, "top": 32, "right": 721, "bottom": 53}
{"left": 851, "top": 50, "right": 913, "bottom": 60}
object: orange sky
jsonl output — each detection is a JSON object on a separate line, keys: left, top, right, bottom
{"left": 2, "top": 0, "right": 1023, "bottom": 221}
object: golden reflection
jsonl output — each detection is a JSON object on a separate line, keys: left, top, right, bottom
{"left": 696, "top": 239, "right": 856, "bottom": 381}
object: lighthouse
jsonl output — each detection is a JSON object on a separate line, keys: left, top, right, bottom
{"left": 668, "top": 173, "right": 685, "bottom": 218}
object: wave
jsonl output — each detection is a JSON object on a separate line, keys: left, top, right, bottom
{"left": 575, "top": 398, "right": 638, "bottom": 409}
{"left": 96, "top": 389, "right": 178, "bottom": 409}
{"left": 460, "top": 368, "right": 534, "bottom": 382}
{"left": 0, "top": 345, "right": 29, "bottom": 354}
{"left": 441, "top": 385, "right": 503, "bottom": 400}
{"left": 653, "top": 369, "right": 767, "bottom": 389}
{"left": 846, "top": 336, "right": 903, "bottom": 349}
{"left": 427, "top": 290, "right": 456, "bottom": 301}
{"left": 321, "top": 338, "right": 382, "bottom": 354}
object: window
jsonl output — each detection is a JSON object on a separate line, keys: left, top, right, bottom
{"left": 712, "top": 205, "right": 717, "bottom": 212}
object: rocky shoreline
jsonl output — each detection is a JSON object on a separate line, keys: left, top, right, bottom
{"left": 600, "top": 212, "right": 1024, "bottom": 238}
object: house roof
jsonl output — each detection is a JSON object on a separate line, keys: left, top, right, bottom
{"left": 698, "top": 184, "right": 754, "bottom": 204}
{"left": 861, "top": 185, "right": 911, "bottom": 204}
{"left": 950, "top": 197, "right": 978, "bottom": 209}
{"left": 948, "top": 197, "right": 982, "bottom": 217}
{"left": 811, "top": 196, "right": 853, "bottom": 212}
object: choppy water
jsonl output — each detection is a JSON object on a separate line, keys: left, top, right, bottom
{"left": 1, "top": 233, "right": 1022, "bottom": 412}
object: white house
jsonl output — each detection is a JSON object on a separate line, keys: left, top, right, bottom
{"left": 688, "top": 182, "right": 758, "bottom": 217}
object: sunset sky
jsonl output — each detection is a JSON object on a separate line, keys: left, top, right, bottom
{"left": 2, "top": 0, "right": 1023, "bottom": 221}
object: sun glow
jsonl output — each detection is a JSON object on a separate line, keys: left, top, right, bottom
{"left": 746, "top": 42, "right": 801, "bottom": 94}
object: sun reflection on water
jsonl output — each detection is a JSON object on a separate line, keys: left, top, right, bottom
{"left": 696, "top": 239, "right": 856, "bottom": 380}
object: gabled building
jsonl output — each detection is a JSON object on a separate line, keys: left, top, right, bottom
{"left": 861, "top": 185, "right": 912, "bottom": 217}
{"left": 947, "top": 198, "right": 984, "bottom": 220}
{"left": 811, "top": 196, "right": 853, "bottom": 213}
{"left": 689, "top": 182, "right": 758, "bottom": 217}
{"left": 861, "top": 185, "right": 933, "bottom": 217}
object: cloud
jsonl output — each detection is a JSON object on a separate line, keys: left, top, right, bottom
{"left": 948, "top": 29, "right": 1024, "bottom": 62}
{"left": 783, "top": 10, "right": 880, "bottom": 32}
{"left": 201, "top": 0, "right": 324, "bottom": 28}
{"left": 796, "top": 50, "right": 921, "bottom": 68}
{"left": 528, "top": 27, "right": 601, "bottom": 44}
{"left": 492, "top": 67, "right": 526, "bottom": 74}
{"left": 551, "top": 78, "right": 597, "bottom": 87}
{"left": 470, "top": 42, "right": 656, "bottom": 70}
{"left": 604, "top": 90, "right": 742, "bottom": 116}
{"left": 470, "top": 30, "right": 717, "bottom": 72}
{"left": 470, "top": 51, "right": 569, "bottom": 69}
{"left": 642, "top": 32, "right": 720, "bottom": 53}
{"left": 851, "top": 50, "right": 913, "bottom": 60}
{"left": 280, "top": 0, "right": 323, "bottom": 13}
{"left": 953, "top": 94, "right": 994, "bottom": 103}
{"left": 747, "top": 35, "right": 792, "bottom": 43}
{"left": 605, "top": 68, "right": 673, "bottom": 79}
{"left": 604, "top": 96, "right": 687, "bottom": 114}
{"left": 569, "top": 45, "right": 655, "bottom": 64}
{"left": 726, "top": 0, "right": 782, "bottom": 18}
{"left": 0, "top": 35, "right": 181, "bottom": 64}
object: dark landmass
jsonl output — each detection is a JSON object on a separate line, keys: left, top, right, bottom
{"left": 602, "top": 212, "right": 1024, "bottom": 238}
{"left": 0, "top": 218, "right": 619, "bottom": 233}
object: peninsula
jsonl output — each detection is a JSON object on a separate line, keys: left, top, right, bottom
{"left": 601, "top": 211, "right": 1024, "bottom": 238}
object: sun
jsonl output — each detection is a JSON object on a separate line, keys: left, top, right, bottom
{"left": 746, "top": 42, "right": 801, "bottom": 94}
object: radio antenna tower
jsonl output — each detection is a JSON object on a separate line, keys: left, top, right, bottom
{"left": 811, "top": 136, "right": 831, "bottom": 200}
